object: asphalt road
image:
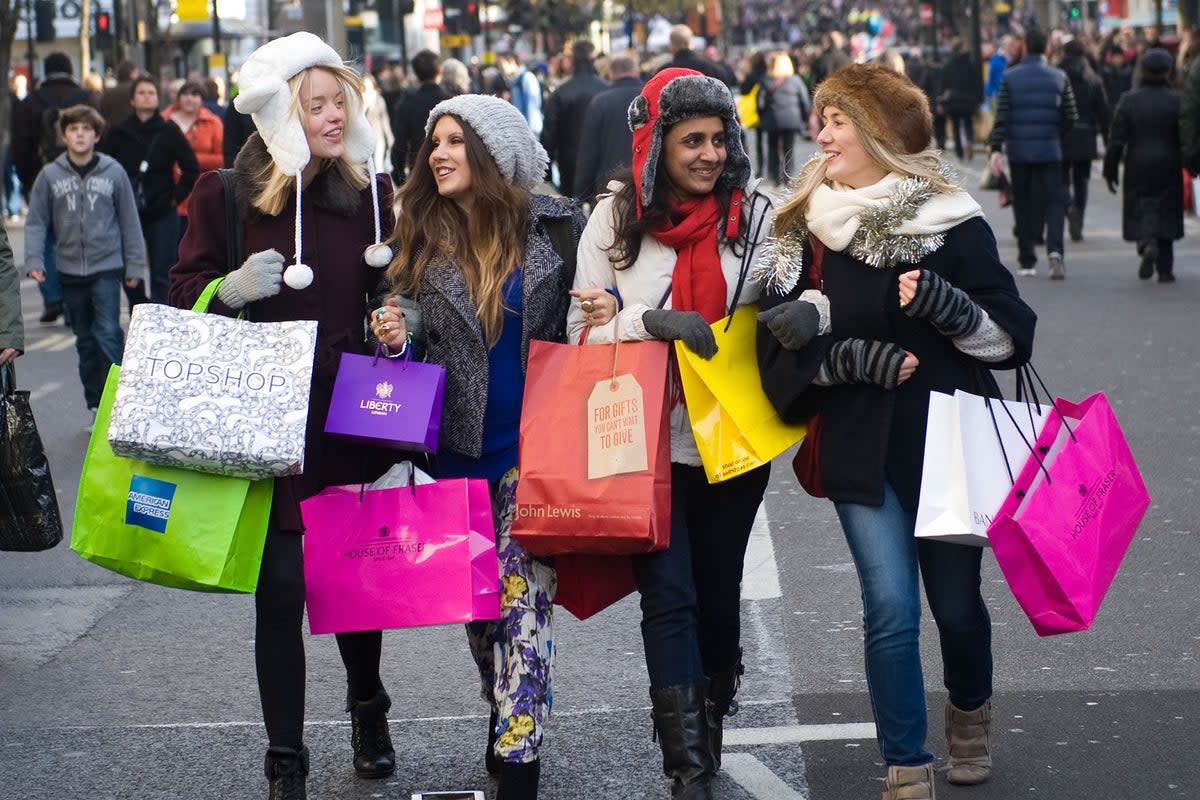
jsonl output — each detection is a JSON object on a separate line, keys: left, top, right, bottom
{"left": 1, "top": 153, "right": 1197, "bottom": 800}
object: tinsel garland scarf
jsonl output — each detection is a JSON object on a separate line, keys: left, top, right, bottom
{"left": 755, "top": 164, "right": 980, "bottom": 295}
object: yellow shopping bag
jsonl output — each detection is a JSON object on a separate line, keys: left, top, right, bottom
{"left": 676, "top": 304, "right": 807, "bottom": 483}
{"left": 737, "top": 84, "right": 760, "bottom": 129}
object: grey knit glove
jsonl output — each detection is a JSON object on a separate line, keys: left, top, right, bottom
{"left": 216, "top": 248, "right": 285, "bottom": 310}
{"left": 758, "top": 300, "right": 820, "bottom": 351}
{"left": 642, "top": 309, "right": 718, "bottom": 359}
{"left": 902, "top": 270, "right": 982, "bottom": 338}
{"left": 824, "top": 338, "right": 906, "bottom": 389}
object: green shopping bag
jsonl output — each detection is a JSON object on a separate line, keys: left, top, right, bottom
{"left": 71, "top": 366, "right": 273, "bottom": 592}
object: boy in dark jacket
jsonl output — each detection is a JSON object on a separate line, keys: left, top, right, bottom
{"left": 24, "top": 105, "right": 145, "bottom": 419}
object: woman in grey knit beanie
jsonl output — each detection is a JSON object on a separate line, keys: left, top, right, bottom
{"left": 372, "top": 95, "right": 610, "bottom": 800}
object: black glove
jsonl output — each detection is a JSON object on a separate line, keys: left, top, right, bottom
{"left": 902, "top": 270, "right": 982, "bottom": 338}
{"left": 642, "top": 309, "right": 718, "bottom": 359}
{"left": 758, "top": 300, "right": 820, "bottom": 350}
{"left": 825, "top": 338, "right": 906, "bottom": 389}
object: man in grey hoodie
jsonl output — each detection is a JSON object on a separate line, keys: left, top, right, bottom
{"left": 24, "top": 105, "right": 144, "bottom": 419}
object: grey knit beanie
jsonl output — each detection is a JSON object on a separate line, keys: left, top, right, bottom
{"left": 425, "top": 94, "right": 549, "bottom": 190}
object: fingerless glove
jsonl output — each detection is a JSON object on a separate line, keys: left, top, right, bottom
{"left": 902, "top": 270, "right": 982, "bottom": 338}
{"left": 822, "top": 338, "right": 906, "bottom": 389}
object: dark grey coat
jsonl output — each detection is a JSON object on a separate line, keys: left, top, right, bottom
{"left": 1104, "top": 84, "right": 1184, "bottom": 242}
{"left": 413, "top": 193, "right": 585, "bottom": 458}
{"left": 757, "top": 74, "right": 810, "bottom": 132}
{"left": 573, "top": 76, "right": 644, "bottom": 202}
{"left": 0, "top": 221, "right": 21, "bottom": 355}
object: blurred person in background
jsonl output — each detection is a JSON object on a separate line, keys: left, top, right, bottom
{"left": 163, "top": 80, "right": 223, "bottom": 239}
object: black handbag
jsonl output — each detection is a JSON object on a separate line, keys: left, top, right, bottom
{"left": 0, "top": 363, "right": 64, "bottom": 551}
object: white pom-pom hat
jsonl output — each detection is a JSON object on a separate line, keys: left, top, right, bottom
{"left": 234, "top": 32, "right": 389, "bottom": 288}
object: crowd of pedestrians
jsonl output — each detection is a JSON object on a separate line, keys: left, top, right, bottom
{"left": 1, "top": 10, "right": 1195, "bottom": 800}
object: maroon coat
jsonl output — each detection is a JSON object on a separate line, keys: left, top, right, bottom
{"left": 169, "top": 135, "right": 396, "bottom": 533}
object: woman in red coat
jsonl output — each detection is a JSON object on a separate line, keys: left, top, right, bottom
{"left": 168, "top": 33, "right": 397, "bottom": 800}
{"left": 163, "top": 80, "right": 224, "bottom": 235}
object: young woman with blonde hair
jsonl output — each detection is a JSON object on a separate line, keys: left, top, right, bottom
{"left": 169, "top": 33, "right": 397, "bottom": 799}
{"left": 757, "top": 63, "right": 1036, "bottom": 799}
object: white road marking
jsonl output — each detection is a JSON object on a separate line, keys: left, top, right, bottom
{"left": 22, "top": 331, "right": 74, "bottom": 353}
{"left": 741, "top": 504, "right": 781, "bottom": 600}
{"left": 723, "top": 753, "right": 807, "bottom": 800}
{"left": 29, "top": 380, "right": 62, "bottom": 401}
{"left": 725, "top": 722, "right": 877, "bottom": 745}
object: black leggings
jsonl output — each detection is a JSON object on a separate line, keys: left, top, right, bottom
{"left": 255, "top": 525, "right": 384, "bottom": 748}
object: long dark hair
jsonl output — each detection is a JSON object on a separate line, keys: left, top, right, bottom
{"left": 385, "top": 115, "right": 531, "bottom": 346}
{"left": 606, "top": 156, "right": 744, "bottom": 271}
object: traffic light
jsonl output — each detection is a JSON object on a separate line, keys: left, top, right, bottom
{"left": 94, "top": 10, "right": 114, "bottom": 50}
{"left": 34, "top": 0, "right": 55, "bottom": 43}
{"left": 464, "top": 0, "right": 481, "bottom": 35}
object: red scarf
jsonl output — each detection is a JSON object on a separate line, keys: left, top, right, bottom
{"left": 652, "top": 194, "right": 728, "bottom": 323}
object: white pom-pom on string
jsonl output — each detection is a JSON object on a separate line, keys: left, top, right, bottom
{"left": 284, "top": 262, "right": 313, "bottom": 290}
{"left": 362, "top": 155, "right": 390, "bottom": 267}
{"left": 364, "top": 242, "right": 392, "bottom": 268}
{"left": 284, "top": 167, "right": 313, "bottom": 290}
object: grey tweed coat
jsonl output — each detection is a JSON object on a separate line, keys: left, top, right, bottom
{"left": 410, "top": 193, "right": 585, "bottom": 459}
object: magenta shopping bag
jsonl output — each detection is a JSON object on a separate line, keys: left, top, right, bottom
{"left": 300, "top": 478, "right": 500, "bottom": 634}
{"left": 324, "top": 348, "right": 446, "bottom": 452}
{"left": 988, "top": 393, "right": 1150, "bottom": 636}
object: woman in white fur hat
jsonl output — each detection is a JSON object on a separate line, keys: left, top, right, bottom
{"left": 372, "top": 94, "right": 602, "bottom": 800}
{"left": 169, "top": 32, "right": 398, "bottom": 799}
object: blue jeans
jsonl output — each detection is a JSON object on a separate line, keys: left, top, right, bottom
{"left": 61, "top": 271, "right": 125, "bottom": 408}
{"left": 835, "top": 483, "right": 992, "bottom": 767}
{"left": 142, "top": 210, "right": 179, "bottom": 304}
{"left": 633, "top": 463, "right": 769, "bottom": 689}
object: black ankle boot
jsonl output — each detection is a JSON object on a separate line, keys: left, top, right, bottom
{"left": 347, "top": 689, "right": 395, "bottom": 778}
{"left": 485, "top": 709, "right": 501, "bottom": 775}
{"left": 496, "top": 759, "right": 540, "bottom": 800}
{"left": 705, "top": 652, "right": 744, "bottom": 770}
{"left": 650, "top": 683, "right": 715, "bottom": 800}
{"left": 265, "top": 745, "right": 308, "bottom": 800}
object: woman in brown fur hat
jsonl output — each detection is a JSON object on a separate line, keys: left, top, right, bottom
{"left": 755, "top": 63, "right": 1037, "bottom": 800}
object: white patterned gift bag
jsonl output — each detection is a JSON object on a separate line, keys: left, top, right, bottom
{"left": 108, "top": 302, "right": 318, "bottom": 480}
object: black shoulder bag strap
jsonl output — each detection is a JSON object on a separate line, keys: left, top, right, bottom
{"left": 545, "top": 214, "right": 577, "bottom": 289}
{"left": 215, "top": 168, "right": 243, "bottom": 268}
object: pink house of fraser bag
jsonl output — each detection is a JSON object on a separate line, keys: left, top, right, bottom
{"left": 987, "top": 392, "right": 1150, "bottom": 636}
{"left": 300, "top": 478, "right": 500, "bottom": 634}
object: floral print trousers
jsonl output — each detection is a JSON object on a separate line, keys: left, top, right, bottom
{"left": 466, "top": 468, "right": 557, "bottom": 765}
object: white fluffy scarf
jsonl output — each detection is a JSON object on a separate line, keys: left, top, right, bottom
{"left": 806, "top": 173, "right": 982, "bottom": 252}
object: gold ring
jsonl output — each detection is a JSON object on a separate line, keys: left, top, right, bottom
{"left": 380, "top": 323, "right": 389, "bottom": 333}
{"left": 580, "top": 299, "right": 595, "bottom": 313}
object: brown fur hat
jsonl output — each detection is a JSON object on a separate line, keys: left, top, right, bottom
{"left": 813, "top": 63, "right": 932, "bottom": 155}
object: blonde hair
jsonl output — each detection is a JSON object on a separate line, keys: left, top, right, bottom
{"left": 768, "top": 51, "right": 795, "bottom": 79}
{"left": 775, "top": 115, "right": 958, "bottom": 233}
{"left": 251, "top": 64, "right": 370, "bottom": 216}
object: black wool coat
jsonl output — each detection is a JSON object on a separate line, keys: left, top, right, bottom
{"left": 758, "top": 215, "right": 1037, "bottom": 512}
{"left": 1104, "top": 84, "right": 1184, "bottom": 242}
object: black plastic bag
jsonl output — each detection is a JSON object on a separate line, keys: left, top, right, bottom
{"left": 0, "top": 364, "right": 63, "bottom": 551}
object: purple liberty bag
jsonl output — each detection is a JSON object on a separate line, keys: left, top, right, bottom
{"left": 324, "top": 346, "right": 446, "bottom": 452}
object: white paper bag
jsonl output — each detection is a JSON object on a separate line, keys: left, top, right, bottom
{"left": 107, "top": 303, "right": 318, "bottom": 480}
{"left": 915, "top": 389, "right": 1051, "bottom": 547}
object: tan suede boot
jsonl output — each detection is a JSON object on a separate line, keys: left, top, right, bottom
{"left": 945, "top": 699, "right": 992, "bottom": 785}
{"left": 881, "top": 763, "right": 936, "bottom": 800}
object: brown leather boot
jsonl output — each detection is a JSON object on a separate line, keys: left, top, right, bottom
{"left": 881, "top": 763, "right": 935, "bottom": 800}
{"left": 944, "top": 699, "right": 992, "bottom": 785}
